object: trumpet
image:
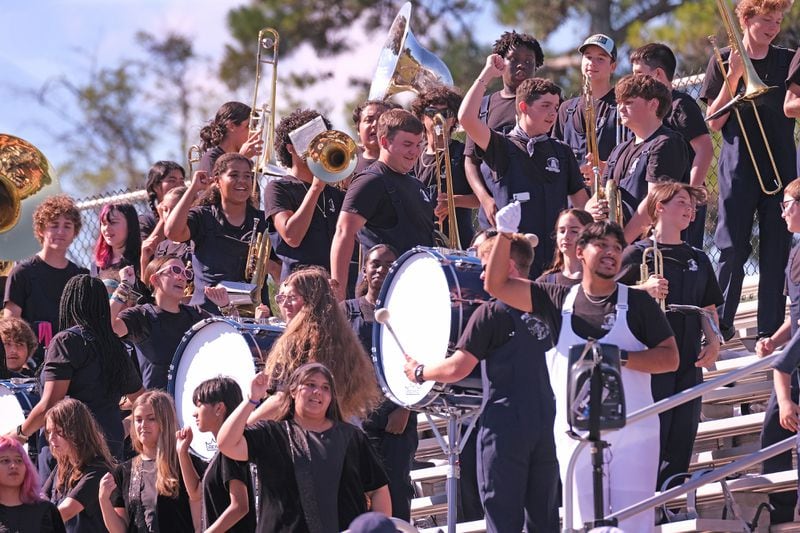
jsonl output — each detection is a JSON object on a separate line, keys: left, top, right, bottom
{"left": 432, "top": 113, "right": 461, "bottom": 249}
{"left": 639, "top": 237, "right": 665, "bottom": 311}
{"left": 707, "top": 0, "right": 781, "bottom": 195}
{"left": 584, "top": 79, "right": 623, "bottom": 224}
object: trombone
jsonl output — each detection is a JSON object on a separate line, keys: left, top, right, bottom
{"left": 432, "top": 113, "right": 461, "bottom": 250}
{"left": 707, "top": 0, "right": 781, "bottom": 195}
{"left": 639, "top": 236, "right": 665, "bottom": 311}
{"left": 187, "top": 145, "right": 201, "bottom": 178}
{"left": 584, "top": 78, "right": 622, "bottom": 224}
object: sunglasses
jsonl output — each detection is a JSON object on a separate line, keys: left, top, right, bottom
{"left": 275, "top": 293, "right": 302, "bottom": 305}
{"left": 156, "top": 264, "right": 194, "bottom": 281}
{"left": 423, "top": 107, "right": 455, "bottom": 119}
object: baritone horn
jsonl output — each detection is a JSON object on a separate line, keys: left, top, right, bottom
{"left": 707, "top": 0, "right": 781, "bottom": 195}
{"left": 306, "top": 130, "right": 358, "bottom": 184}
{"left": 368, "top": 2, "right": 453, "bottom": 100}
{"left": 432, "top": 113, "right": 461, "bottom": 249}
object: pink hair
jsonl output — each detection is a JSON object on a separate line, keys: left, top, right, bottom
{"left": 93, "top": 203, "right": 116, "bottom": 269}
{"left": 0, "top": 436, "right": 43, "bottom": 504}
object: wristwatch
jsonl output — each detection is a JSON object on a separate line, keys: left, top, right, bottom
{"left": 414, "top": 364, "right": 426, "bottom": 384}
{"left": 619, "top": 349, "right": 629, "bottom": 367}
{"left": 15, "top": 425, "right": 28, "bottom": 442}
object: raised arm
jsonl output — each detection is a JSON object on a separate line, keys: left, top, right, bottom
{"left": 218, "top": 373, "right": 270, "bottom": 462}
{"left": 483, "top": 203, "right": 534, "bottom": 313}
{"left": 165, "top": 170, "right": 206, "bottom": 243}
{"left": 272, "top": 177, "right": 327, "bottom": 247}
{"left": 458, "top": 54, "right": 506, "bottom": 152}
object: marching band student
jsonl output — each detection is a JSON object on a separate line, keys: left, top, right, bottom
{"left": 3, "top": 195, "right": 87, "bottom": 366}
{"left": 630, "top": 43, "right": 714, "bottom": 248}
{"left": 352, "top": 99, "right": 399, "bottom": 175}
{"left": 784, "top": 48, "right": 800, "bottom": 176}
{"left": 0, "top": 436, "right": 65, "bottom": 533}
{"left": 701, "top": 0, "right": 795, "bottom": 342}
{"left": 110, "top": 258, "right": 230, "bottom": 390}
{"left": 464, "top": 30, "right": 543, "bottom": 228}
{"left": 250, "top": 267, "right": 381, "bottom": 422}
{"left": 217, "top": 363, "right": 391, "bottom": 532}
{"left": 601, "top": 74, "right": 690, "bottom": 224}
{"left": 404, "top": 233, "right": 558, "bottom": 533}
{"left": 411, "top": 85, "right": 477, "bottom": 246}
{"left": 265, "top": 109, "right": 344, "bottom": 281}
{"left": 197, "top": 102, "right": 263, "bottom": 176}
{"left": 0, "top": 317, "right": 37, "bottom": 378}
{"left": 139, "top": 161, "right": 185, "bottom": 241}
{"left": 537, "top": 208, "right": 594, "bottom": 286}
{"left": 176, "top": 377, "right": 255, "bottom": 533}
{"left": 43, "top": 399, "right": 113, "bottom": 532}
{"left": 553, "top": 33, "right": 622, "bottom": 163}
{"left": 99, "top": 391, "right": 200, "bottom": 533}
{"left": 140, "top": 186, "right": 194, "bottom": 277}
{"left": 754, "top": 177, "right": 800, "bottom": 524}
{"left": 617, "top": 182, "right": 723, "bottom": 491}
{"left": 165, "top": 153, "right": 271, "bottom": 312}
{"left": 92, "top": 203, "right": 146, "bottom": 299}
{"left": 330, "top": 109, "right": 434, "bottom": 301}
{"left": 9, "top": 275, "right": 143, "bottom": 461}
{"left": 458, "top": 54, "right": 588, "bottom": 279}
{"left": 485, "top": 203, "right": 678, "bottom": 532}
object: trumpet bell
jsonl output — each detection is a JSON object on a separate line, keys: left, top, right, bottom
{"left": 368, "top": 2, "right": 453, "bottom": 100}
{"left": 307, "top": 130, "right": 358, "bottom": 184}
{"left": 0, "top": 134, "right": 61, "bottom": 261}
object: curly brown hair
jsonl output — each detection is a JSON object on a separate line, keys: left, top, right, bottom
{"left": 0, "top": 316, "right": 37, "bottom": 357}
{"left": 274, "top": 109, "right": 332, "bottom": 168}
{"left": 264, "top": 267, "right": 381, "bottom": 419}
{"left": 410, "top": 86, "right": 463, "bottom": 121}
{"left": 32, "top": 195, "right": 82, "bottom": 244}
{"left": 736, "top": 0, "right": 792, "bottom": 24}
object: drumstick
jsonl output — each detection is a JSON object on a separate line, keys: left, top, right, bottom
{"left": 374, "top": 308, "right": 408, "bottom": 355}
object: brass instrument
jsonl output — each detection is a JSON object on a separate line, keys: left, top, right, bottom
{"left": 306, "top": 130, "right": 359, "bottom": 184}
{"left": 0, "top": 134, "right": 61, "bottom": 270}
{"left": 707, "top": 0, "right": 781, "bottom": 195}
{"left": 368, "top": 2, "right": 453, "bottom": 100}
{"left": 249, "top": 28, "right": 285, "bottom": 204}
{"left": 187, "top": 145, "right": 201, "bottom": 178}
{"left": 432, "top": 113, "right": 461, "bottom": 249}
{"left": 583, "top": 79, "right": 623, "bottom": 224}
{"left": 245, "top": 218, "right": 271, "bottom": 310}
{"left": 639, "top": 236, "right": 665, "bottom": 311}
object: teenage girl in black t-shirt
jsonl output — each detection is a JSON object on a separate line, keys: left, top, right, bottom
{"left": 43, "top": 398, "right": 113, "bottom": 533}
{"left": 176, "top": 377, "right": 256, "bottom": 533}
{"left": 197, "top": 102, "right": 263, "bottom": 176}
{"left": 537, "top": 208, "right": 593, "bottom": 286}
{"left": 92, "top": 203, "right": 147, "bottom": 301}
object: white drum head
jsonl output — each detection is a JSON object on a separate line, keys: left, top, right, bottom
{"left": 379, "top": 252, "right": 452, "bottom": 407}
{"left": 171, "top": 320, "right": 257, "bottom": 461}
{"left": 0, "top": 383, "right": 28, "bottom": 448}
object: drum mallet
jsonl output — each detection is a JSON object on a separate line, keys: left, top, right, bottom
{"left": 374, "top": 308, "right": 408, "bottom": 355}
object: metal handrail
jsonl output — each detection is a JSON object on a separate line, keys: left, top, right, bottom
{"left": 563, "top": 350, "right": 783, "bottom": 532}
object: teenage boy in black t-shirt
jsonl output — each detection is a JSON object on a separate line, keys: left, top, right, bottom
{"left": 330, "top": 109, "right": 434, "bottom": 300}
{"left": 459, "top": 55, "right": 588, "bottom": 279}
{"left": 700, "top": 0, "right": 795, "bottom": 341}
{"left": 631, "top": 43, "right": 714, "bottom": 248}
{"left": 3, "top": 195, "right": 87, "bottom": 365}
{"left": 464, "top": 31, "right": 543, "bottom": 228}
{"left": 554, "top": 33, "right": 625, "bottom": 165}
{"left": 265, "top": 109, "right": 345, "bottom": 281}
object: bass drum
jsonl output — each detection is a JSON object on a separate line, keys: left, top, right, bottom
{"left": 373, "top": 247, "right": 488, "bottom": 411}
{"left": 168, "top": 317, "right": 284, "bottom": 461}
{"left": 0, "top": 379, "right": 40, "bottom": 455}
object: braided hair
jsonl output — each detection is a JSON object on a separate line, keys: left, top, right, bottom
{"left": 58, "top": 275, "right": 130, "bottom": 395}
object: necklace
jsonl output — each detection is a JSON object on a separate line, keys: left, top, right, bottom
{"left": 300, "top": 180, "right": 328, "bottom": 218}
{"left": 583, "top": 287, "right": 616, "bottom": 304}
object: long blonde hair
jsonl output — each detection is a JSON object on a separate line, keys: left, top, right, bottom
{"left": 130, "top": 391, "right": 181, "bottom": 498}
{"left": 264, "top": 267, "right": 381, "bottom": 419}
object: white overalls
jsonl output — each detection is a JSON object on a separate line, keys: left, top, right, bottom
{"left": 547, "top": 283, "right": 659, "bottom": 532}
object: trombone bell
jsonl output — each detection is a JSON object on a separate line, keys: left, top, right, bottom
{"left": 368, "top": 2, "right": 454, "bottom": 100}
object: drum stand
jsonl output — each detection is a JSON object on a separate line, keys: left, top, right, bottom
{"left": 422, "top": 362, "right": 487, "bottom": 533}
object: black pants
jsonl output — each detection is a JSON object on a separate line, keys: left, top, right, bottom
{"left": 366, "top": 415, "right": 418, "bottom": 521}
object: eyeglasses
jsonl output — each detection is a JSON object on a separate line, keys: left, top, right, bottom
{"left": 275, "top": 293, "right": 301, "bottom": 305}
{"left": 780, "top": 199, "right": 797, "bottom": 214}
{"left": 156, "top": 264, "right": 193, "bottom": 281}
{"left": 423, "top": 107, "right": 455, "bottom": 119}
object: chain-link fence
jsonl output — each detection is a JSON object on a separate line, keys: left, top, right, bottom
{"left": 66, "top": 73, "right": 786, "bottom": 277}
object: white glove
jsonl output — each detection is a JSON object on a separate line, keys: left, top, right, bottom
{"left": 495, "top": 201, "right": 521, "bottom": 234}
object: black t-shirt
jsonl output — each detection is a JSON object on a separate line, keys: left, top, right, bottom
{"left": 119, "top": 303, "right": 208, "bottom": 390}
{"left": 44, "top": 462, "right": 109, "bottom": 533}
{"left": 186, "top": 204, "right": 270, "bottom": 307}
{"left": 138, "top": 211, "right": 158, "bottom": 242}
{"left": 264, "top": 176, "right": 344, "bottom": 276}
{"left": 552, "top": 88, "right": 620, "bottom": 162}
{"left": 43, "top": 327, "right": 143, "bottom": 455}
{"left": 665, "top": 90, "right": 709, "bottom": 166}
{"left": 700, "top": 45, "right": 796, "bottom": 183}
{"left": 464, "top": 91, "right": 518, "bottom": 161}
{"left": 536, "top": 270, "right": 582, "bottom": 287}
{"left": 457, "top": 300, "right": 516, "bottom": 359}
{"left": 0, "top": 501, "right": 66, "bottom": 533}
{"left": 111, "top": 456, "right": 203, "bottom": 533}
{"left": 202, "top": 452, "right": 256, "bottom": 532}
{"left": 529, "top": 282, "right": 674, "bottom": 344}
{"left": 198, "top": 146, "right": 226, "bottom": 175}
{"left": 4, "top": 256, "right": 88, "bottom": 332}
{"left": 243, "top": 420, "right": 388, "bottom": 533}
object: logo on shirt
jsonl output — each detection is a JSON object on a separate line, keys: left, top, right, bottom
{"left": 601, "top": 313, "right": 616, "bottom": 331}
{"left": 627, "top": 158, "right": 639, "bottom": 177}
{"left": 327, "top": 197, "right": 337, "bottom": 214}
{"left": 521, "top": 313, "right": 550, "bottom": 340}
{"left": 687, "top": 258, "right": 698, "bottom": 272}
{"left": 545, "top": 157, "right": 561, "bottom": 173}
{"left": 420, "top": 189, "right": 432, "bottom": 203}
